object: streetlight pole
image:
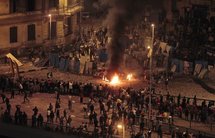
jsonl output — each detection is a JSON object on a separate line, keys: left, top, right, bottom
{"left": 122, "top": 114, "right": 125, "bottom": 138}
{"left": 149, "top": 24, "right": 155, "bottom": 126}
{"left": 48, "top": 14, "right": 52, "bottom": 40}
{"left": 117, "top": 114, "right": 125, "bottom": 138}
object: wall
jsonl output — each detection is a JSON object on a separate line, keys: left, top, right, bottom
{"left": 163, "top": 0, "right": 173, "bottom": 22}
{"left": 35, "top": 0, "right": 43, "bottom": 11}
{"left": 0, "top": 26, "right": 9, "bottom": 48}
{"left": 0, "top": 0, "right": 81, "bottom": 50}
{"left": 176, "top": 0, "right": 191, "bottom": 16}
{"left": 36, "top": 22, "right": 43, "bottom": 44}
{"left": 0, "top": 0, "right": 9, "bottom": 15}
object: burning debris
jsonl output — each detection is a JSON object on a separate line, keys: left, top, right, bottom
{"left": 110, "top": 74, "right": 120, "bottom": 85}
{"left": 126, "top": 74, "right": 133, "bottom": 80}
{"left": 103, "top": 72, "right": 133, "bottom": 86}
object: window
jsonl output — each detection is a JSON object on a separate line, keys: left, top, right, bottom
{"left": 67, "top": 0, "right": 74, "bottom": 6}
{"left": 28, "top": 24, "right": 36, "bottom": 41}
{"left": 48, "top": 22, "right": 57, "bottom": 39}
{"left": 49, "top": 0, "right": 59, "bottom": 8}
{"left": 10, "top": 0, "right": 30, "bottom": 13}
{"left": 9, "top": 0, "right": 19, "bottom": 13}
{"left": 64, "top": 16, "right": 72, "bottom": 36}
{"left": 10, "top": 26, "right": 18, "bottom": 43}
{"left": 77, "top": 12, "right": 81, "bottom": 24}
{"left": 27, "top": 0, "right": 35, "bottom": 11}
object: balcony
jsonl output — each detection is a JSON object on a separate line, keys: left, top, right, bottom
{"left": 190, "top": 0, "right": 211, "bottom": 6}
{"left": 0, "top": 1, "right": 83, "bottom": 26}
{"left": 47, "top": 0, "right": 83, "bottom": 16}
{"left": 0, "top": 11, "right": 44, "bottom": 26}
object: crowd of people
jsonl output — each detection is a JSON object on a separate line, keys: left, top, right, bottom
{"left": 158, "top": 6, "right": 215, "bottom": 63}
{"left": 0, "top": 5, "right": 215, "bottom": 138}
{"left": 0, "top": 74, "right": 215, "bottom": 138}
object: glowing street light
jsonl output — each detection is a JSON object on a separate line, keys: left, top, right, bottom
{"left": 48, "top": 14, "right": 52, "bottom": 40}
{"left": 151, "top": 23, "right": 154, "bottom": 27}
{"left": 117, "top": 124, "right": 123, "bottom": 129}
{"left": 149, "top": 23, "right": 155, "bottom": 125}
{"left": 117, "top": 123, "right": 125, "bottom": 138}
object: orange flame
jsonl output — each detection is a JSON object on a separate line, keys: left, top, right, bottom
{"left": 127, "top": 74, "right": 133, "bottom": 80}
{"left": 110, "top": 74, "right": 120, "bottom": 85}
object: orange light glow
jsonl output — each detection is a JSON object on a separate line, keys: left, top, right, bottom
{"left": 127, "top": 74, "right": 133, "bottom": 80}
{"left": 110, "top": 74, "right": 120, "bottom": 85}
{"left": 102, "top": 76, "right": 109, "bottom": 82}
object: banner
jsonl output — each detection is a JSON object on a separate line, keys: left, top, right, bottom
{"left": 6, "top": 53, "right": 23, "bottom": 66}
{"left": 198, "top": 69, "right": 208, "bottom": 79}
{"left": 194, "top": 64, "right": 202, "bottom": 76}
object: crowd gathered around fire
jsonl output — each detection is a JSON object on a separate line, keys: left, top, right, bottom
{"left": 0, "top": 74, "right": 215, "bottom": 138}
{"left": 37, "top": 5, "right": 215, "bottom": 79}
{"left": 0, "top": 5, "right": 215, "bottom": 138}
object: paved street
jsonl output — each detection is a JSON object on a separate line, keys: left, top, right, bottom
{"left": 1, "top": 89, "right": 215, "bottom": 137}
{"left": 1, "top": 63, "right": 215, "bottom": 138}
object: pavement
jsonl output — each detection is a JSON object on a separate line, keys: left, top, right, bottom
{"left": 0, "top": 93, "right": 171, "bottom": 138}
{"left": 0, "top": 60, "right": 215, "bottom": 138}
{"left": 1, "top": 15, "right": 215, "bottom": 137}
{"left": 0, "top": 92, "right": 215, "bottom": 138}
{"left": 19, "top": 67, "right": 215, "bottom": 101}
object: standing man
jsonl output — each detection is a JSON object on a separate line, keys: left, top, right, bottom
{"left": 1, "top": 93, "right": 6, "bottom": 103}
{"left": 23, "top": 92, "right": 29, "bottom": 103}
{"left": 157, "top": 125, "right": 163, "bottom": 138}
{"left": 19, "top": 82, "right": 24, "bottom": 94}
{"left": 10, "top": 89, "right": 15, "bottom": 99}
{"left": 165, "top": 78, "right": 168, "bottom": 90}
{"left": 68, "top": 96, "right": 72, "bottom": 111}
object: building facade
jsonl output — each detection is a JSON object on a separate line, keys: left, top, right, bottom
{"left": 0, "top": 0, "right": 83, "bottom": 53}
{"left": 164, "top": 0, "right": 215, "bottom": 22}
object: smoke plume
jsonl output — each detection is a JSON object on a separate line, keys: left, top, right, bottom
{"left": 102, "top": 0, "right": 146, "bottom": 75}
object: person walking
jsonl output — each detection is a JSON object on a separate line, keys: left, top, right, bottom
{"left": 50, "top": 110, "right": 55, "bottom": 123}
{"left": 19, "top": 82, "right": 24, "bottom": 94}
{"left": 1, "top": 93, "right": 6, "bottom": 103}
{"left": 37, "top": 114, "right": 44, "bottom": 127}
{"left": 157, "top": 125, "right": 163, "bottom": 138}
{"left": 140, "top": 119, "right": 145, "bottom": 133}
{"left": 10, "top": 89, "right": 15, "bottom": 99}
{"left": 56, "top": 109, "right": 60, "bottom": 122}
{"left": 68, "top": 96, "right": 72, "bottom": 111}
{"left": 23, "top": 92, "right": 29, "bottom": 103}
{"left": 33, "top": 106, "right": 38, "bottom": 115}
{"left": 165, "top": 78, "right": 169, "bottom": 90}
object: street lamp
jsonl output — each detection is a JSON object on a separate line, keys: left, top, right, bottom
{"left": 117, "top": 123, "right": 125, "bottom": 138}
{"left": 148, "top": 23, "right": 155, "bottom": 126}
{"left": 117, "top": 113, "right": 125, "bottom": 138}
{"left": 117, "top": 124, "right": 123, "bottom": 129}
{"left": 48, "top": 14, "right": 52, "bottom": 40}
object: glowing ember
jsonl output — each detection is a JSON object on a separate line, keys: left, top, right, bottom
{"left": 127, "top": 74, "right": 133, "bottom": 80}
{"left": 110, "top": 74, "right": 120, "bottom": 85}
{"left": 102, "top": 76, "right": 109, "bottom": 82}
